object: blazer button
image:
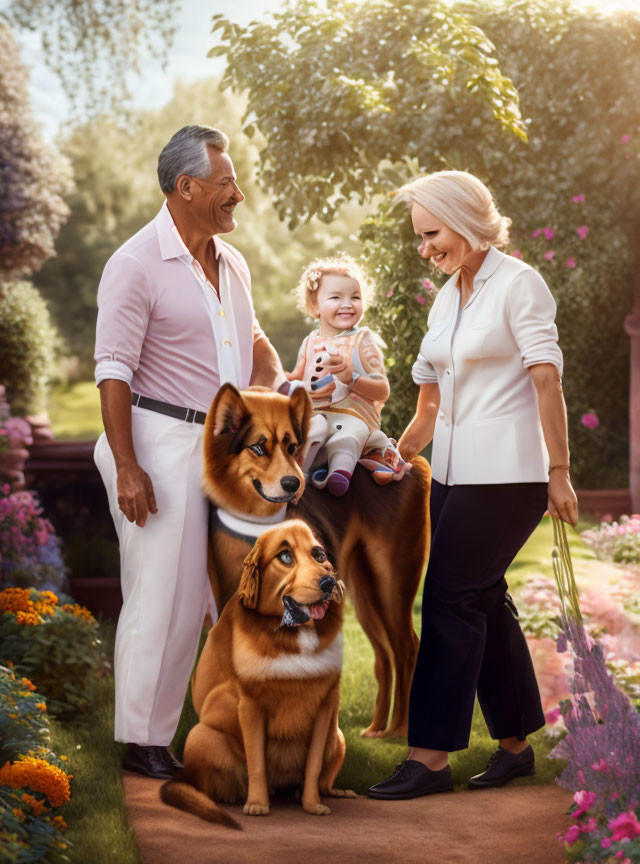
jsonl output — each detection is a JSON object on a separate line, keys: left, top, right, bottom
{"left": 445, "top": 369, "right": 451, "bottom": 375}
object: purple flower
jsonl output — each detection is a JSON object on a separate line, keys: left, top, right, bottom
{"left": 544, "top": 250, "right": 556, "bottom": 261}
{"left": 602, "top": 837, "right": 613, "bottom": 849}
{"left": 543, "top": 227, "right": 555, "bottom": 240}
{"left": 571, "top": 194, "right": 586, "bottom": 203}
{"left": 565, "top": 257, "right": 576, "bottom": 269}
{"left": 576, "top": 225, "right": 590, "bottom": 239}
{"left": 581, "top": 412, "right": 599, "bottom": 429}
{"left": 531, "top": 228, "right": 542, "bottom": 239}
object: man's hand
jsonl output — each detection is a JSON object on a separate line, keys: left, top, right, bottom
{"left": 116, "top": 461, "right": 158, "bottom": 527}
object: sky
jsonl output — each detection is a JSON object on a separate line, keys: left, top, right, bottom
{"left": 4, "top": 0, "right": 639, "bottom": 140}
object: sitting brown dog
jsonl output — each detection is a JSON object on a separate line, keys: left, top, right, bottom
{"left": 161, "top": 520, "right": 355, "bottom": 828}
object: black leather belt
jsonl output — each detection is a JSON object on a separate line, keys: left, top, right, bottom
{"left": 131, "top": 392, "right": 207, "bottom": 424}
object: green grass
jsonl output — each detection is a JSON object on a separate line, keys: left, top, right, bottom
{"left": 48, "top": 382, "right": 102, "bottom": 440}
{"left": 48, "top": 623, "right": 140, "bottom": 864}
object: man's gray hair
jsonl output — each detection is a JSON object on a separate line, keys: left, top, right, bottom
{"left": 157, "top": 125, "right": 229, "bottom": 194}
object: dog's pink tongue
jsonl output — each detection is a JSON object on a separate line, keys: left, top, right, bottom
{"left": 310, "top": 600, "right": 329, "bottom": 620}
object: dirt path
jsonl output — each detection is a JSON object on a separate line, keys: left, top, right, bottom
{"left": 124, "top": 774, "right": 573, "bottom": 864}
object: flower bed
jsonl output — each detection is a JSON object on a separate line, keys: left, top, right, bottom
{"left": 0, "top": 485, "right": 68, "bottom": 594}
{"left": 0, "top": 588, "right": 109, "bottom": 722}
{"left": 0, "top": 664, "right": 72, "bottom": 862}
{"left": 581, "top": 516, "right": 640, "bottom": 567}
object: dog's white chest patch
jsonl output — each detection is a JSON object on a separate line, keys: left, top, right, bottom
{"left": 233, "top": 631, "right": 343, "bottom": 680}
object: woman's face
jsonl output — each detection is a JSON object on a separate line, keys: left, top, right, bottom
{"left": 411, "top": 203, "right": 472, "bottom": 275}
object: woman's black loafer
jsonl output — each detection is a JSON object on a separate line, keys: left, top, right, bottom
{"left": 468, "top": 745, "right": 535, "bottom": 789}
{"left": 368, "top": 760, "right": 454, "bottom": 800}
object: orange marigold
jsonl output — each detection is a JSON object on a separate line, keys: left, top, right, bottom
{"left": 35, "top": 702, "right": 47, "bottom": 712}
{"left": 51, "top": 815, "right": 66, "bottom": 831}
{"left": 61, "top": 603, "right": 96, "bottom": 623}
{"left": 0, "top": 758, "right": 71, "bottom": 808}
{"left": 21, "top": 677, "right": 36, "bottom": 691}
{"left": 12, "top": 807, "right": 25, "bottom": 821}
{"left": 14, "top": 611, "right": 42, "bottom": 626}
{"left": 38, "top": 591, "right": 58, "bottom": 606}
{"left": 22, "top": 792, "right": 49, "bottom": 817}
{"left": 0, "top": 588, "right": 32, "bottom": 613}
{"left": 33, "top": 601, "right": 55, "bottom": 617}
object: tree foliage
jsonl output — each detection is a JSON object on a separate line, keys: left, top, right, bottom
{"left": 2, "top": 0, "right": 180, "bottom": 113}
{"left": 211, "top": 0, "right": 640, "bottom": 488}
{"left": 33, "top": 79, "right": 366, "bottom": 372}
{"left": 0, "top": 22, "right": 72, "bottom": 277}
{"left": 211, "top": 0, "right": 526, "bottom": 226}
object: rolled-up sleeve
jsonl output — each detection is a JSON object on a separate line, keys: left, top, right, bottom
{"left": 412, "top": 353, "right": 439, "bottom": 385}
{"left": 506, "top": 269, "right": 563, "bottom": 374}
{"left": 94, "top": 253, "right": 151, "bottom": 382}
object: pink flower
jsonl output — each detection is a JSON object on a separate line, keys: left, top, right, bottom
{"left": 576, "top": 225, "right": 590, "bottom": 239}
{"left": 531, "top": 228, "right": 542, "bottom": 238}
{"left": 510, "top": 249, "right": 523, "bottom": 259}
{"left": 621, "top": 134, "right": 630, "bottom": 143}
{"left": 592, "top": 758, "right": 609, "bottom": 772}
{"left": 415, "top": 294, "right": 426, "bottom": 305}
{"left": 609, "top": 811, "right": 640, "bottom": 842}
{"left": 423, "top": 278, "right": 435, "bottom": 291}
{"left": 602, "top": 837, "right": 613, "bottom": 849}
{"left": 565, "top": 257, "right": 576, "bottom": 269}
{"left": 386, "top": 289, "right": 394, "bottom": 298}
{"left": 545, "top": 707, "right": 561, "bottom": 724}
{"left": 581, "top": 817, "right": 597, "bottom": 833}
{"left": 544, "top": 250, "right": 556, "bottom": 261}
{"left": 578, "top": 769, "right": 586, "bottom": 785}
{"left": 564, "top": 825, "right": 581, "bottom": 845}
{"left": 573, "top": 790, "right": 597, "bottom": 818}
{"left": 581, "top": 412, "right": 599, "bottom": 429}
{"left": 616, "top": 851, "right": 624, "bottom": 859}
{"left": 543, "top": 227, "right": 555, "bottom": 240}
{"left": 571, "top": 194, "right": 585, "bottom": 203}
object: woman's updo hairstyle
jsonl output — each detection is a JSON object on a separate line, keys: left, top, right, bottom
{"left": 396, "top": 170, "right": 511, "bottom": 250}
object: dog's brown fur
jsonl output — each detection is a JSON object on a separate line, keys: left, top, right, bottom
{"left": 161, "top": 521, "right": 354, "bottom": 827}
{"left": 204, "top": 384, "right": 431, "bottom": 737}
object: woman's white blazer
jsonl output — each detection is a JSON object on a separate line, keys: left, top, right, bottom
{"left": 412, "top": 246, "right": 563, "bottom": 486}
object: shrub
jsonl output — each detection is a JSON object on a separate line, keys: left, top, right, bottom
{"left": 0, "top": 589, "right": 109, "bottom": 722}
{"left": 0, "top": 281, "right": 61, "bottom": 415}
{"left": 0, "top": 486, "right": 68, "bottom": 594}
{"left": 0, "top": 665, "right": 71, "bottom": 863}
{"left": 581, "top": 516, "right": 640, "bottom": 566}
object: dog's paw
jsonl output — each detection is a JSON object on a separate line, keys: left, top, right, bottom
{"left": 324, "top": 788, "right": 358, "bottom": 799}
{"left": 360, "top": 725, "right": 388, "bottom": 738}
{"left": 304, "top": 801, "right": 332, "bottom": 815}
{"left": 243, "top": 802, "right": 270, "bottom": 816}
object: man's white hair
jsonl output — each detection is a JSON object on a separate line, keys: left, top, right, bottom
{"left": 397, "top": 170, "right": 511, "bottom": 250}
{"left": 157, "top": 125, "right": 229, "bottom": 194}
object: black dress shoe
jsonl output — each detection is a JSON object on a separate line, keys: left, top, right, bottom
{"left": 122, "top": 744, "right": 183, "bottom": 780}
{"left": 368, "top": 760, "right": 454, "bottom": 800}
{"left": 468, "top": 745, "right": 535, "bottom": 789}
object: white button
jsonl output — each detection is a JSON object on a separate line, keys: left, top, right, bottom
{"left": 221, "top": 340, "right": 232, "bottom": 347}
{"left": 439, "top": 412, "right": 445, "bottom": 420}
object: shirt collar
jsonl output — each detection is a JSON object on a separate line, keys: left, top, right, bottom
{"left": 155, "top": 200, "right": 222, "bottom": 263}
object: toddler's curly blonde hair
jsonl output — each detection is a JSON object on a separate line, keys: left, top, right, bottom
{"left": 295, "top": 254, "right": 373, "bottom": 317}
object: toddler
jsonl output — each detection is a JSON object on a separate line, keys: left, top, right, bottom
{"left": 287, "top": 255, "right": 408, "bottom": 496}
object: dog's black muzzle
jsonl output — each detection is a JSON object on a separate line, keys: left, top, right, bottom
{"left": 280, "top": 594, "right": 312, "bottom": 628}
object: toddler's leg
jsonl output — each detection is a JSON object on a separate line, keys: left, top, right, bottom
{"left": 324, "top": 416, "right": 371, "bottom": 497}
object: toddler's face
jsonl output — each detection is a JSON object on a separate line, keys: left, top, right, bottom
{"left": 314, "top": 274, "right": 363, "bottom": 334}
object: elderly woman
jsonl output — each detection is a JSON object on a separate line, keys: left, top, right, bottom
{"left": 368, "top": 170, "right": 578, "bottom": 800}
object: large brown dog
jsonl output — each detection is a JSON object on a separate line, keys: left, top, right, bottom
{"left": 161, "top": 520, "right": 355, "bottom": 827}
{"left": 202, "top": 383, "right": 431, "bottom": 738}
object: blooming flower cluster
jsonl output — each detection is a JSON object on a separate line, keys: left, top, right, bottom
{"left": 0, "top": 384, "right": 33, "bottom": 489}
{"left": 581, "top": 516, "right": 640, "bottom": 566}
{"left": 526, "top": 193, "right": 591, "bottom": 270}
{"left": 0, "top": 588, "right": 94, "bottom": 628}
{"left": 0, "top": 484, "right": 68, "bottom": 593}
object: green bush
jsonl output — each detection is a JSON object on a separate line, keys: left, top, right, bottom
{"left": 0, "top": 588, "right": 109, "bottom": 723}
{"left": 0, "top": 281, "right": 61, "bottom": 415}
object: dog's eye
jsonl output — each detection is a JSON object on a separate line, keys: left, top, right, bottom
{"left": 311, "top": 547, "right": 327, "bottom": 563}
{"left": 287, "top": 443, "right": 298, "bottom": 455}
{"left": 277, "top": 550, "right": 294, "bottom": 566}
{"left": 249, "top": 443, "right": 266, "bottom": 456}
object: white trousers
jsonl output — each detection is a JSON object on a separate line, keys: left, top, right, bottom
{"left": 94, "top": 406, "right": 215, "bottom": 745}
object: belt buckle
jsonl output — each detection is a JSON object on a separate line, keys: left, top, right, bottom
{"left": 185, "top": 407, "right": 194, "bottom": 423}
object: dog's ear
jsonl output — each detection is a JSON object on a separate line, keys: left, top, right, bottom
{"left": 212, "top": 384, "right": 252, "bottom": 446}
{"left": 238, "top": 542, "right": 261, "bottom": 609}
{"left": 288, "top": 387, "right": 312, "bottom": 448}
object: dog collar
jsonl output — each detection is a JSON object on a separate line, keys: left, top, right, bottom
{"left": 215, "top": 505, "right": 287, "bottom": 544}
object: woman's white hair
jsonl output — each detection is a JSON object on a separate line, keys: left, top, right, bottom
{"left": 396, "top": 170, "right": 511, "bottom": 250}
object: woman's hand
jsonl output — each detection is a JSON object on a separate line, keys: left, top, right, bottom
{"left": 547, "top": 469, "right": 578, "bottom": 526}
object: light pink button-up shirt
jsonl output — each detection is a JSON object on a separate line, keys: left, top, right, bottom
{"left": 94, "top": 202, "right": 264, "bottom": 413}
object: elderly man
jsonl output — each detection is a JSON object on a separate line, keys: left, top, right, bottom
{"left": 93, "top": 126, "right": 286, "bottom": 779}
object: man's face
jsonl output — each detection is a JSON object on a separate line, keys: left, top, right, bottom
{"left": 189, "top": 147, "right": 245, "bottom": 235}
